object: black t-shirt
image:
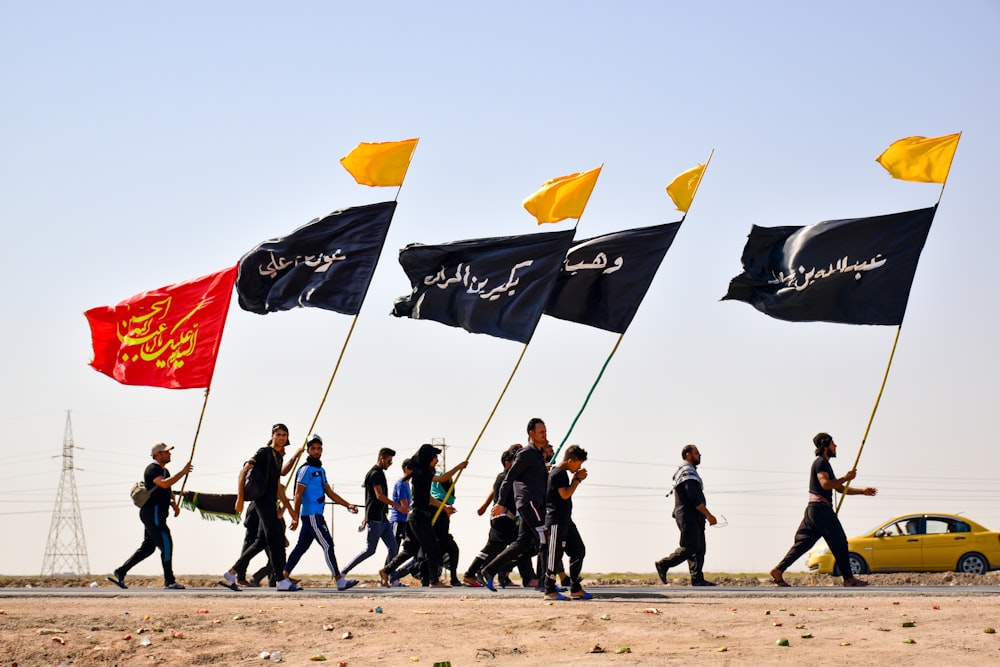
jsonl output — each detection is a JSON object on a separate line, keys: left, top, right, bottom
{"left": 810, "top": 456, "right": 834, "bottom": 502}
{"left": 408, "top": 465, "right": 433, "bottom": 513}
{"left": 545, "top": 466, "right": 572, "bottom": 526}
{"left": 363, "top": 465, "right": 389, "bottom": 522}
{"left": 144, "top": 462, "right": 171, "bottom": 511}
{"left": 252, "top": 446, "right": 283, "bottom": 504}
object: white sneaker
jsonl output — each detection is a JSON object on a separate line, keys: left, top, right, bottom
{"left": 276, "top": 578, "right": 302, "bottom": 591}
{"left": 337, "top": 577, "right": 358, "bottom": 591}
{"left": 223, "top": 571, "right": 237, "bottom": 586}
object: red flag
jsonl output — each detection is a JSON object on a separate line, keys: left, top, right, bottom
{"left": 85, "top": 266, "right": 238, "bottom": 389}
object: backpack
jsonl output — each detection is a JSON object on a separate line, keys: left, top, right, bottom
{"left": 243, "top": 446, "right": 276, "bottom": 502}
{"left": 130, "top": 481, "right": 151, "bottom": 508}
{"left": 243, "top": 466, "right": 264, "bottom": 502}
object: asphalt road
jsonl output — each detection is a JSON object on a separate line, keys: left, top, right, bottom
{"left": 2, "top": 584, "right": 997, "bottom": 600}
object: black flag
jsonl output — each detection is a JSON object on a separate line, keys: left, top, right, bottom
{"left": 392, "top": 229, "right": 575, "bottom": 343}
{"left": 545, "top": 222, "right": 682, "bottom": 333}
{"left": 722, "top": 207, "right": 935, "bottom": 325}
{"left": 236, "top": 201, "right": 396, "bottom": 315}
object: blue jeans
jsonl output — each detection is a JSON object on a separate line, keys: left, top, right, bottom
{"left": 342, "top": 519, "right": 399, "bottom": 575}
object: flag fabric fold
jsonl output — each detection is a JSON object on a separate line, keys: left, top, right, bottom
{"left": 876, "top": 133, "right": 960, "bottom": 184}
{"left": 237, "top": 201, "right": 397, "bottom": 315}
{"left": 340, "top": 138, "right": 419, "bottom": 187}
{"left": 545, "top": 222, "right": 682, "bottom": 333}
{"left": 666, "top": 163, "right": 706, "bottom": 213}
{"left": 722, "top": 207, "right": 936, "bottom": 325}
{"left": 85, "top": 265, "right": 238, "bottom": 389}
{"left": 522, "top": 165, "right": 603, "bottom": 224}
{"left": 391, "top": 229, "right": 576, "bottom": 343}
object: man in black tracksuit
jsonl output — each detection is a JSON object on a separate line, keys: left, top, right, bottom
{"left": 479, "top": 418, "right": 549, "bottom": 591}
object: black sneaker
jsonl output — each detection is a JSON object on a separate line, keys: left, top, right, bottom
{"left": 106, "top": 571, "right": 127, "bottom": 589}
{"left": 164, "top": 582, "right": 186, "bottom": 590}
{"left": 654, "top": 561, "right": 668, "bottom": 584}
{"left": 691, "top": 580, "right": 716, "bottom": 587}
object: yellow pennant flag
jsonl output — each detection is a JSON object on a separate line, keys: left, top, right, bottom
{"left": 666, "top": 163, "right": 706, "bottom": 213}
{"left": 523, "top": 165, "right": 603, "bottom": 224}
{"left": 876, "top": 133, "right": 960, "bottom": 184}
{"left": 340, "top": 138, "right": 419, "bottom": 187}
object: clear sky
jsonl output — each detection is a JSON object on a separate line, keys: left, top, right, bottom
{"left": 2, "top": 2, "right": 998, "bottom": 578}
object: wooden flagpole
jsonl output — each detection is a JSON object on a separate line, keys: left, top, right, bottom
{"left": 432, "top": 342, "right": 531, "bottom": 524}
{"left": 837, "top": 139, "right": 957, "bottom": 512}
{"left": 283, "top": 149, "right": 416, "bottom": 486}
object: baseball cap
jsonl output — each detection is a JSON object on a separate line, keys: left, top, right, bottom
{"left": 151, "top": 443, "right": 174, "bottom": 456}
{"left": 307, "top": 433, "right": 323, "bottom": 445}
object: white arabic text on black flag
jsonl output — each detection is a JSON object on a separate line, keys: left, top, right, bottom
{"left": 391, "top": 229, "right": 576, "bottom": 343}
{"left": 236, "top": 201, "right": 397, "bottom": 315}
{"left": 545, "top": 222, "right": 682, "bottom": 333}
{"left": 722, "top": 206, "right": 935, "bottom": 325}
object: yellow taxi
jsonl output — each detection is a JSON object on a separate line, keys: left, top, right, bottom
{"left": 807, "top": 513, "right": 1000, "bottom": 576}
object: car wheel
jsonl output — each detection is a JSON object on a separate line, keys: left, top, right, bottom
{"left": 956, "top": 552, "right": 988, "bottom": 574}
{"left": 848, "top": 553, "right": 869, "bottom": 575}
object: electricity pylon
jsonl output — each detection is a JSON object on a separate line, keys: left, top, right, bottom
{"left": 41, "top": 411, "right": 90, "bottom": 575}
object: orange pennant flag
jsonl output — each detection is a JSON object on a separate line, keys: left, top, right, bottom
{"left": 340, "top": 138, "right": 419, "bottom": 187}
{"left": 876, "top": 133, "right": 960, "bottom": 184}
{"left": 523, "top": 165, "right": 603, "bottom": 224}
{"left": 666, "top": 163, "right": 706, "bottom": 213}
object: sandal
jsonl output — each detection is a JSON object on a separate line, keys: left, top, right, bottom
{"left": 769, "top": 568, "right": 790, "bottom": 587}
{"left": 843, "top": 578, "right": 868, "bottom": 587}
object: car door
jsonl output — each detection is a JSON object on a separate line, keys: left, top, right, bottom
{"left": 868, "top": 519, "right": 923, "bottom": 571}
{"left": 921, "top": 517, "right": 968, "bottom": 570}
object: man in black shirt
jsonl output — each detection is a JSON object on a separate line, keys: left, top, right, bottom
{"left": 655, "top": 444, "right": 717, "bottom": 586}
{"left": 342, "top": 447, "right": 405, "bottom": 578}
{"left": 462, "top": 444, "right": 523, "bottom": 587}
{"left": 231, "top": 423, "right": 300, "bottom": 591}
{"left": 770, "top": 432, "right": 877, "bottom": 587}
{"left": 108, "top": 443, "right": 192, "bottom": 590}
{"left": 544, "top": 444, "right": 590, "bottom": 600}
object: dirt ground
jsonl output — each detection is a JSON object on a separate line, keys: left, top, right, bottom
{"left": 1, "top": 573, "right": 998, "bottom": 666}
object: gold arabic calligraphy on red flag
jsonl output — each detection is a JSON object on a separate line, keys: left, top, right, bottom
{"left": 85, "top": 265, "right": 238, "bottom": 389}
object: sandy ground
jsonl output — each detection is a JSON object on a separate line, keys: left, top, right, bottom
{"left": 1, "top": 574, "right": 998, "bottom": 666}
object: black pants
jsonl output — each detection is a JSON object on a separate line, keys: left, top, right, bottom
{"left": 118, "top": 504, "right": 176, "bottom": 585}
{"left": 233, "top": 501, "right": 286, "bottom": 583}
{"left": 233, "top": 506, "right": 272, "bottom": 583}
{"left": 546, "top": 519, "right": 585, "bottom": 593}
{"left": 776, "top": 501, "right": 851, "bottom": 579}
{"left": 384, "top": 510, "right": 440, "bottom": 585}
{"left": 434, "top": 511, "right": 460, "bottom": 581}
{"left": 657, "top": 518, "right": 707, "bottom": 583}
{"left": 482, "top": 508, "right": 543, "bottom": 578}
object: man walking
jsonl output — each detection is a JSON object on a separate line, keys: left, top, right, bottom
{"left": 226, "top": 423, "right": 300, "bottom": 591}
{"left": 342, "top": 447, "right": 405, "bottom": 580}
{"left": 770, "top": 432, "right": 877, "bottom": 587}
{"left": 544, "top": 444, "right": 591, "bottom": 600}
{"left": 479, "top": 418, "right": 550, "bottom": 592}
{"left": 108, "top": 443, "right": 192, "bottom": 590}
{"left": 655, "top": 444, "right": 717, "bottom": 586}
{"left": 282, "top": 434, "right": 361, "bottom": 590}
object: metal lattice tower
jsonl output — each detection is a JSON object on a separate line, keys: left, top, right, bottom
{"left": 431, "top": 437, "right": 447, "bottom": 469}
{"left": 41, "top": 411, "right": 90, "bottom": 575}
